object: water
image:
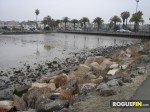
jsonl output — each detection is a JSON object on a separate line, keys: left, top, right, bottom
{"left": 0, "top": 33, "right": 141, "bottom": 71}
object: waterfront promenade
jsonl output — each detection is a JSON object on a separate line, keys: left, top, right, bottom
{"left": 57, "top": 31, "right": 150, "bottom": 38}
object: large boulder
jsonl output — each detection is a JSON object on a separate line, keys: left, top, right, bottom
{"left": 36, "top": 98, "right": 69, "bottom": 112}
{"left": 91, "top": 62, "right": 108, "bottom": 77}
{"left": 13, "top": 85, "right": 30, "bottom": 97}
{"left": 96, "top": 83, "right": 116, "bottom": 96}
{"left": 106, "top": 79, "right": 120, "bottom": 87}
{"left": 80, "top": 83, "right": 96, "bottom": 95}
{"left": 86, "top": 72, "right": 97, "bottom": 79}
{"left": 121, "top": 75, "right": 132, "bottom": 83}
{"left": 102, "top": 59, "right": 113, "bottom": 66}
{"left": 0, "top": 100, "right": 14, "bottom": 112}
{"left": 90, "top": 62, "right": 101, "bottom": 77}
{"left": 63, "top": 79, "right": 79, "bottom": 95}
{"left": 137, "top": 67, "right": 146, "bottom": 74}
{"left": 13, "top": 95, "right": 27, "bottom": 111}
{"left": 140, "top": 55, "right": 150, "bottom": 63}
{"left": 110, "top": 63, "right": 118, "bottom": 69}
{"left": 107, "top": 69, "right": 120, "bottom": 75}
{"left": 54, "top": 74, "right": 68, "bottom": 88}
{"left": 84, "top": 57, "right": 95, "bottom": 66}
{"left": 91, "top": 76, "right": 103, "bottom": 84}
{"left": 78, "top": 64, "right": 91, "bottom": 74}
{"left": 23, "top": 87, "right": 51, "bottom": 108}
{"left": 32, "top": 82, "right": 56, "bottom": 91}
{"left": 93, "top": 56, "right": 104, "bottom": 64}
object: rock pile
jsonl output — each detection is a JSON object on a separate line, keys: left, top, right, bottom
{"left": 1, "top": 41, "right": 150, "bottom": 112}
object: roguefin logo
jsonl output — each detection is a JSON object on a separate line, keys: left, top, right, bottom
{"left": 110, "top": 100, "right": 150, "bottom": 108}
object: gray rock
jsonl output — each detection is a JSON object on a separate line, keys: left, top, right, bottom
{"left": 96, "top": 83, "right": 116, "bottom": 96}
{"left": 63, "top": 79, "right": 79, "bottom": 95}
{"left": 140, "top": 55, "right": 150, "bottom": 63}
{"left": 23, "top": 87, "right": 50, "bottom": 108}
{"left": 129, "top": 71, "right": 138, "bottom": 78}
{"left": 121, "top": 76, "right": 132, "bottom": 83}
{"left": 107, "top": 79, "right": 120, "bottom": 87}
{"left": 80, "top": 83, "right": 96, "bottom": 95}
{"left": 103, "top": 75, "right": 118, "bottom": 82}
{"left": 138, "top": 68, "right": 146, "bottom": 74}
{"left": 36, "top": 99, "right": 69, "bottom": 112}
{"left": 96, "top": 83, "right": 109, "bottom": 91}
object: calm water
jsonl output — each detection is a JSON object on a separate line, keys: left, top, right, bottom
{"left": 0, "top": 33, "right": 141, "bottom": 71}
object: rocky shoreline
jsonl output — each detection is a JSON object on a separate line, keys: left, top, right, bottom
{"left": 0, "top": 40, "right": 150, "bottom": 112}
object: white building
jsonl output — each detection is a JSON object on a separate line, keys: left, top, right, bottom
{"left": 0, "top": 21, "right": 20, "bottom": 28}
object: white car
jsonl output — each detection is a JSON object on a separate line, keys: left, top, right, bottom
{"left": 117, "top": 29, "right": 131, "bottom": 33}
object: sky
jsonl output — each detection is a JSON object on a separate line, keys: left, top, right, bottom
{"left": 0, "top": 0, "right": 150, "bottom": 24}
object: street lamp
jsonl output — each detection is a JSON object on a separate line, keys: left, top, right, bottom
{"left": 136, "top": 0, "right": 139, "bottom": 13}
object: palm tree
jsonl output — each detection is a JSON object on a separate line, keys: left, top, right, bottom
{"left": 110, "top": 16, "right": 121, "bottom": 31}
{"left": 130, "top": 11, "right": 143, "bottom": 32}
{"left": 80, "top": 17, "right": 89, "bottom": 31}
{"left": 55, "top": 19, "right": 61, "bottom": 27}
{"left": 121, "top": 12, "right": 126, "bottom": 29}
{"left": 93, "top": 17, "right": 104, "bottom": 31}
{"left": 62, "top": 17, "right": 69, "bottom": 30}
{"left": 42, "top": 16, "right": 53, "bottom": 30}
{"left": 121, "top": 11, "right": 130, "bottom": 29}
{"left": 125, "top": 12, "right": 130, "bottom": 29}
{"left": 71, "top": 19, "right": 79, "bottom": 30}
{"left": 35, "top": 9, "right": 40, "bottom": 28}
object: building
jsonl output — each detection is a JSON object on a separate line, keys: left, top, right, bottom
{"left": 0, "top": 21, "right": 20, "bottom": 29}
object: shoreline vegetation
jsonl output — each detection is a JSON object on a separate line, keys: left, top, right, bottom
{"left": 0, "top": 30, "right": 150, "bottom": 38}
{"left": 0, "top": 39, "right": 150, "bottom": 112}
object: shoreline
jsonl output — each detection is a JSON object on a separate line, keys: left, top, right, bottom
{"left": 0, "top": 30, "right": 150, "bottom": 38}
{"left": 0, "top": 30, "right": 51, "bottom": 35}
{"left": 0, "top": 44, "right": 131, "bottom": 100}
{"left": 0, "top": 40, "right": 150, "bottom": 112}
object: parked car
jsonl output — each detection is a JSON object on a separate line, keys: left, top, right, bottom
{"left": 117, "top": 29, "right": 131, "bottom": 33}
{"left": 76, "top": 28, "right": 82, "bottom": 31}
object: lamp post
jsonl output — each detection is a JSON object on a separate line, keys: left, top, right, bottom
{"left": 136, "top": 0, "right": 139, "bottom": 13}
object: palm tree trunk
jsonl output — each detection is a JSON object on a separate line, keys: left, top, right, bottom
{"left": 65, "top": 22, "right": 66, "bottom": 31}
{"left": 134, "top": 22, "right": 137, "bottom": 32}
{"left": 36, "top": 15, "right": 38, "bottom": 29}
{"left": 84, "top": 22, "right": 86, "bottom": 31}
{"left": 114, "top": 22, "right": 116, "bottom": 31}
{"left": 74, "top": 23, "right": 75, "bottom": 31}
{"left": 122, "top": 20, "right": 125, "bottom": 29}
{"left": 98, "top": 23, "right": 100, "bottom": 31}
{"left": 126, "top": 19, "right": 128, "bottom": 30}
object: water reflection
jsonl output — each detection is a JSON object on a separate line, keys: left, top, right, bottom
{"left": 36, "top": 37, "right": 40, "bottom": 56}
{"left": 0, "top": 33, "right": 141, "bottom": 70}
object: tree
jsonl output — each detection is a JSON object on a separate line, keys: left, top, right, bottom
{"left": 80, "top": 17, "right": 89, "bottom": 31}
{"left": 62, "top": 17, "right": 69, "bottom": 30}
{"left": 93, "top": 17, "right": 104, "bottom": 31}
{"left": 42, "top": 16, "right": 53, "bottom": 30}
{"left": 71, "top": 19, "right": 79, "bottom": 30}
{"left": 130, "top": 11, "right": 143, "bottom": 32}
{"left": 55, "top": 19, "right": 61, "bottom": 27}
{"left": 35, "top": 9, "right": 40, "bottom": 28}
{"left": 121, "top": 11, "right": 130, "bottom": 29}
{"left": 110, "top": 16, "right": 121, "bottom": 31}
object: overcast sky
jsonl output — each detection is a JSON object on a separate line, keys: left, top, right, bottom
{"left": 0, "top": 0, "right": 150, "bottom": 23}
